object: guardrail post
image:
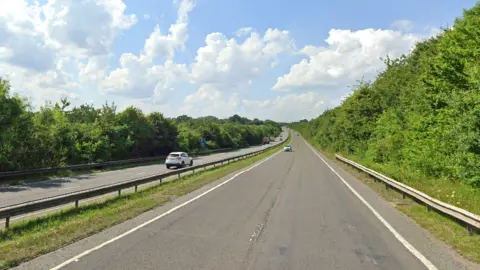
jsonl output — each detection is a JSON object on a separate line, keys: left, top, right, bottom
{"left": 427, "top": 205, "right": 432, "bottom": 212}
{"left": 178, "top": 172, "right": 181, "bottom": 179}
{"left": 402, "top": 192, "right": 406, "bottom": 199}
{"left": 135, "top": 185, "right": 138, "bottom": 192}
{"left": 385, "top": 183, "right": 389, "bottom": 190}
{"left": 118, "top": 190, "right": 121, "bottom": 196}
{"left": 5, "top": 217, "right": 10, "bottom": 229}
{"left": 75, "top": 200, "right": 79, "bottom": 208}
{"left": 467, "top": 224, "right": 473, "bottom": 236}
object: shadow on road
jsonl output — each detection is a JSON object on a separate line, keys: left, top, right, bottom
{"left": 0, "top": 175, "right": 93, "bottom": 193}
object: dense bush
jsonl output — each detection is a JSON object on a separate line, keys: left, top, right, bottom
{"left": 0, "top": 79, "right": 281, "bottom": 171}
{"left": 290, "top": 3, "right": 480, "bottom": 187}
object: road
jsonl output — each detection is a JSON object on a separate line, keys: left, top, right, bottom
{"left": 0, "top": 130, "right": 288, "bottom": 209}
{"left": 15, "top": 132, "right": 478, "bottom": 270}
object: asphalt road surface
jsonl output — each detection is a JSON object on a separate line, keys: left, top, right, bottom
{"left": 0, "top": 130, "right": 288, "bottom": 208}
{"left": 14, "top": 131, "right": 478, "bottom": 270}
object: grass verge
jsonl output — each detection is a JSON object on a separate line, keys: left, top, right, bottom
{"left": 301, "top": 137, "right": 480, "bottom": 264}
{"left": 0, "top": 134, "right": 291, "bottom": 269}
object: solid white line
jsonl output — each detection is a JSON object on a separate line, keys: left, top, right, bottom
{"left": 304, "top": 140, "right": 438, "bottom": 270}
{"left": 50, "top": 148, "right": 284, "bottom": 270}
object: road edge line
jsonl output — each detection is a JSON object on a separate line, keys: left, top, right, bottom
{"left": 304, "top": 139, "right": 438, "bottom": 270}
{"left": 49, "top": 146, "right": 285, "bottom": 270}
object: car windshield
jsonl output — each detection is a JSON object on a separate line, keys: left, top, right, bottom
{"left": 169, "top": 153, "right": 180, "bottom": 157}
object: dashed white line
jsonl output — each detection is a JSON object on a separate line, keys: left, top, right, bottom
{"left": 249, "top": 223, "right": 264, "bottom": 242}
{"left": 304, "top": 140, "right": 438, "bottom": 270}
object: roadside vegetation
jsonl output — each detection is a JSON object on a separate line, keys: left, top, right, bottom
{"left": 290, "top": 3, "right": 480, "bottom": 262}
{"left": 0, "top": 78, "right": 281, "bottom": 173}
{"left": 0, "top": 133, "right": 290, "bottom": 269}
{"left": 290, "top": 3, "right": 480, "bottom": 214}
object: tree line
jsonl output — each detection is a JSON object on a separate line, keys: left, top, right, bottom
{"left": 0, "top": 78, "right": 282, "bottom": 172}
{"left": 290, "top": 3, "right": 480, "bottom": 188}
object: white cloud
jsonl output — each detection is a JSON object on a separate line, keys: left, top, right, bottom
{"left": 0, "top": 1, "right": 56, "bottom": 71}
{"left": 43, "top": 0, "right": 137, "bottom": 57}
{"left": 241, "top": 92, "right": 326, "bottom": 121}
{"left": 182, "top": 88, "right": 326, "bottom": 122}
{"left": 100, "top": 0, "right": 194, "bottom": 103}
{"left": 0, "top": 0, "right": 137, "bottom": 107}
{"left": 143, "top": 0, "right": 194, "bottom": 60}
{"left": 391, "top": 20, "right": 414, "bottom": 32}
{"left": 272, "top": 28, "right": 423, "bottom": 92}
{"left": 182, "top": 27, "right": 296, "bottom": 119}
{"left": 236, "top": 27, "right": 253, "bottom": 37}
{"left": 0, "top": 1, "right": 435, "bottom": 122}
{"left": 189, "top": 28, "right": 295, "bottom": 90}
{"left": 101, "top": 55, "right": 188, "bottom": 101}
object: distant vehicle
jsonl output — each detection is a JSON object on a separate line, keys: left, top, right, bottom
{"left": 284, "top": 145, "right": 292, "bottom": 152}
{"left": 263, "top": 137, "right": 270, "bottom": 144}
{"left": 165, "top": 152, "right": 193, "bottom": 169}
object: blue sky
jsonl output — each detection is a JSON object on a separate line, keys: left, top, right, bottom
{"left": 0, "top": 0, "right": 477, "bottom": 121}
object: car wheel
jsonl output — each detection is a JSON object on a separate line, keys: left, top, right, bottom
{"left": 166, "top": 165, "right": 170, "bottom": 169}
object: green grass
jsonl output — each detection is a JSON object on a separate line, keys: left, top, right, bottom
{"left": 0, "top": 134, "right": 291, "bottom": 269}
{"left": 303, "top": 138, "right": 480, "bottom": 264}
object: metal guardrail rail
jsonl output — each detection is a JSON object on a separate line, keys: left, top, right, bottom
{"left": 0, "top": 136, "right": 288, "bottom": 229}
{"left": 335, "top": 154, "right": 480, "bottom": 235}
{"left": 0, "top": 147, "right": 249, "bottom": 180}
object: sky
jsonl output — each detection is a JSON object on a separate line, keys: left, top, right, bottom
{"left": 0, "top": 0, "right": 477, "bottom": 122}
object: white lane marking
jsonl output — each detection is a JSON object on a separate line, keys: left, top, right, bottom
{"left": 304, "top": 141, "right": 438, "bottom": 270}
{"left": 249, "top": 223, "right": 264, "bottom": 242}
{"left": 58, "top": 186, "right": 80, "bottom": 191}
{"left": 50, "top": 148, "right": 284, "bottom": 270}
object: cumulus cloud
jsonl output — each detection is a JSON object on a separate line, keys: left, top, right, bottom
{"left": 272, "top": 28, "right": 423, "bottom": 92}
{"left": 143, "top": 0, "right": 194, "bottom": 60}
{"left": 101, "top": 55, "right": 188, "bottom": 101}
{"left": 182, "top": 27, "right": 296, "bottom": 118}
{"left": 183, "top": 26, "right": 425, "bottom": 121}
{"left": 0, "top": 0, "right": 432, "bottom": 122}
{"left": 100, "top": 0, "right": 194, "bottom": 103}
{"left": 0, "top": 0, "right": 137, "bottom": 106}
{"left": 182, "top": 88, "right": 326, "bottom": 122}
{"left": 241, "top": 92, "right": 326, "bottom": 122}
{"left": 43, "top": 0, "right": 137, "bottom": 57}
{"left": 189, "top": 28, "right": 295, "bottom": 90}
{"left": 0, "top": 1, "right": 56, "bottom": 71}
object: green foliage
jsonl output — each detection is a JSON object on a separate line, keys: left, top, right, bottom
{"left": 0, "top": 82, "right": 281, "bottom": 172}
{"left": 290, "top": 3, "right": 480, "bottom": 188}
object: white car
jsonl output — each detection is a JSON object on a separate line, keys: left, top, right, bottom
{"left": 165, "top": 152, "right": 193, "bottom": 169}
{"left": 284, "top": 145, "right": 292, "bottom": 152}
